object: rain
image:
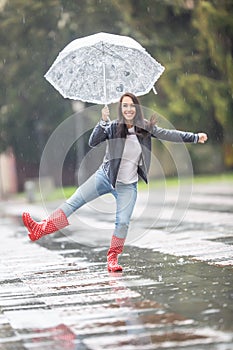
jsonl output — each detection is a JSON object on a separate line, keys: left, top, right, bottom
{"left": 0, "top": 1, "right": 233, "bottom": 349}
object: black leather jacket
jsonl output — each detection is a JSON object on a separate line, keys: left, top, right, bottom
{"left": 89, "top": 120, "right": 198, "bottom": 188}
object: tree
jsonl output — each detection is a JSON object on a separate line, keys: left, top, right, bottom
{"left": 0, "top": 0, "right": 124, "bottom": 188}
{"left": 0, "top": 0, "right": 72, "bottom": 164}
{"left": 191, "top": 0, "right": 233, "bottom": 143}
{"left": 0, "top": 0, "right": 232, "bottom": 187}
{"left": 110, "top": 0, "right": 233, "bottom": 169}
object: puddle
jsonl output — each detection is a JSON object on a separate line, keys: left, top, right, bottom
{"left": 0, "top": 209, "right": 233, "bottom": 349}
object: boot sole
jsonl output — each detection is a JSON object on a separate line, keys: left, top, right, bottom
{"left": 108, "top": 266, "right": 123, "bottom": 272}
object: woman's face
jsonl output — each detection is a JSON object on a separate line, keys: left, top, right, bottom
{"left": 121, "top": 96, "right": 136, "bottom": 124}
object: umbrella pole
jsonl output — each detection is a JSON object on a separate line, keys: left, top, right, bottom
{"left": 102, "top": 62, "right": 107, "bottom": 106}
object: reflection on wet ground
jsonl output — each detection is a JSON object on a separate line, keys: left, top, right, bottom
{"left": 0, "top": 182, "right": 233, "bottom": 349}
{"left": 0, "top": 225, "right": 232, "bottom": 350}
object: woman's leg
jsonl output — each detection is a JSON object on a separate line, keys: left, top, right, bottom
{"left": 22, "top": 168, "right": 113, "bottom": 241}
{"left": 60, "top": 168, "right": 113, "bottom": 217}
{"left": 107, "top": 182, "right": 137, "bottom": 272}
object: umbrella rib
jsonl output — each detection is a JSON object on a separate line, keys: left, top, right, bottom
{"left": 93, "top": 42, "right": 127, "bottom": 61}
{"left": 108, "top": 45, "right": 148, "bottom": 92}
{"left": 93, "top": 42, "right": 148, "bottom": 92}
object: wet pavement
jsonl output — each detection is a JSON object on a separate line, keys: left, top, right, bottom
{"left": 0, "top": 181, "right": 233, "bottom": 349}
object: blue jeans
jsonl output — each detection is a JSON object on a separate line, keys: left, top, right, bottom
{"left": 60, "top": 168, "right": 137, "bottom": 239}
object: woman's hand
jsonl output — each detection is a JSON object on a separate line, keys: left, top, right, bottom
{"left": 198, "top": 133, "right": 208, "bottom": 143}
{"left": 101, "top": 106, "right": 110, "bottom": 121}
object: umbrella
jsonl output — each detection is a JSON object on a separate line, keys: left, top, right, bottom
{"left": 44, "top": 32, "right": 165, "bottom": 105}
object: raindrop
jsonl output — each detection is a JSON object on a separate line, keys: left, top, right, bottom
{"left": 167, "top": 52, "right": 171, "bottom": 61}
{"left": 22, "top": 16, "right": 25, "bottom": 24}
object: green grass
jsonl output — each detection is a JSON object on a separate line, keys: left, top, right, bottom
{"left": 189, "top": 172, "right": 233, "bottom": 184}
{"left": 19, "top": 172, "right": 233, "bottom": 202}
{"left": 46, "top": 172, "right": 233, "bottom": 201}
{"left": 138, "top": 172, "right": 233, "bottom": 190}
{"left": 45, "top": 186, "right": 77, "bottom": 201}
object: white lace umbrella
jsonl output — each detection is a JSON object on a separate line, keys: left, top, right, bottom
{"left": 44, "top": 32, "right": 165, "bottom": 105}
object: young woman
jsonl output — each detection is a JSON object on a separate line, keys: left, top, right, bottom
{"left": 22, "top": 93, "right": 208, "bottom": 272}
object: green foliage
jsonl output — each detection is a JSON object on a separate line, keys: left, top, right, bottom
{"left": 0, "top": 0, "right": 124, "bottom": 164}
{"left": 114, "top": 0, "right": 233, "bottom": 145}
{"left": 0, "top": 0, "right": 72, "bottom": 163}
{"left": 191, "top": 0, "right": 233, "bottom": 142}
{"left": 0, "top": 0, "right": 232, "bottom": 176}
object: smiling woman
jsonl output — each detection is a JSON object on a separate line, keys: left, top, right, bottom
{"left": 121, "top": 97, "right": 136, "bottom": 126}
{"left": 22, "top": 92, "right": 207, "bottom": 273}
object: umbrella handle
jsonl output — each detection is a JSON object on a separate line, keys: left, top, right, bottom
{"left": 103, "top": 104, "right": 111, "bottom": 120}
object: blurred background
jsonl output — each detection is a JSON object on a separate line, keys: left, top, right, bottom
{"left": 0, "top": 0, "right": 232, "bottom": 198}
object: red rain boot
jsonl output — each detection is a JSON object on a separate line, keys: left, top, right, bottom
{"left": 107, "top": 235, "right": 125, "bottom": 272}
{"left": 22, "top": 209, "right": 69, "bottom": 241}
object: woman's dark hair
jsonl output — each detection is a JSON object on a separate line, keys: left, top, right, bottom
{"left": 116, "top": 92, "right": 156, "bottom": 138}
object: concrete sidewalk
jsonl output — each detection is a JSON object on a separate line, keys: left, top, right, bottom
{"left": 3, "top": 180, "right": 233, "bottom": 266}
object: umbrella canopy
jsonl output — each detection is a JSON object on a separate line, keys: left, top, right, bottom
{"left": 44, "top": 32, "right": 165, "bottom": 105}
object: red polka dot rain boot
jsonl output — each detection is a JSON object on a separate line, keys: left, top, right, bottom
{"left": 22, "top": 209, "right": 69, "bottom": 241}
{"left": 107, "top": 235, "right": 125, "bottom": 272}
